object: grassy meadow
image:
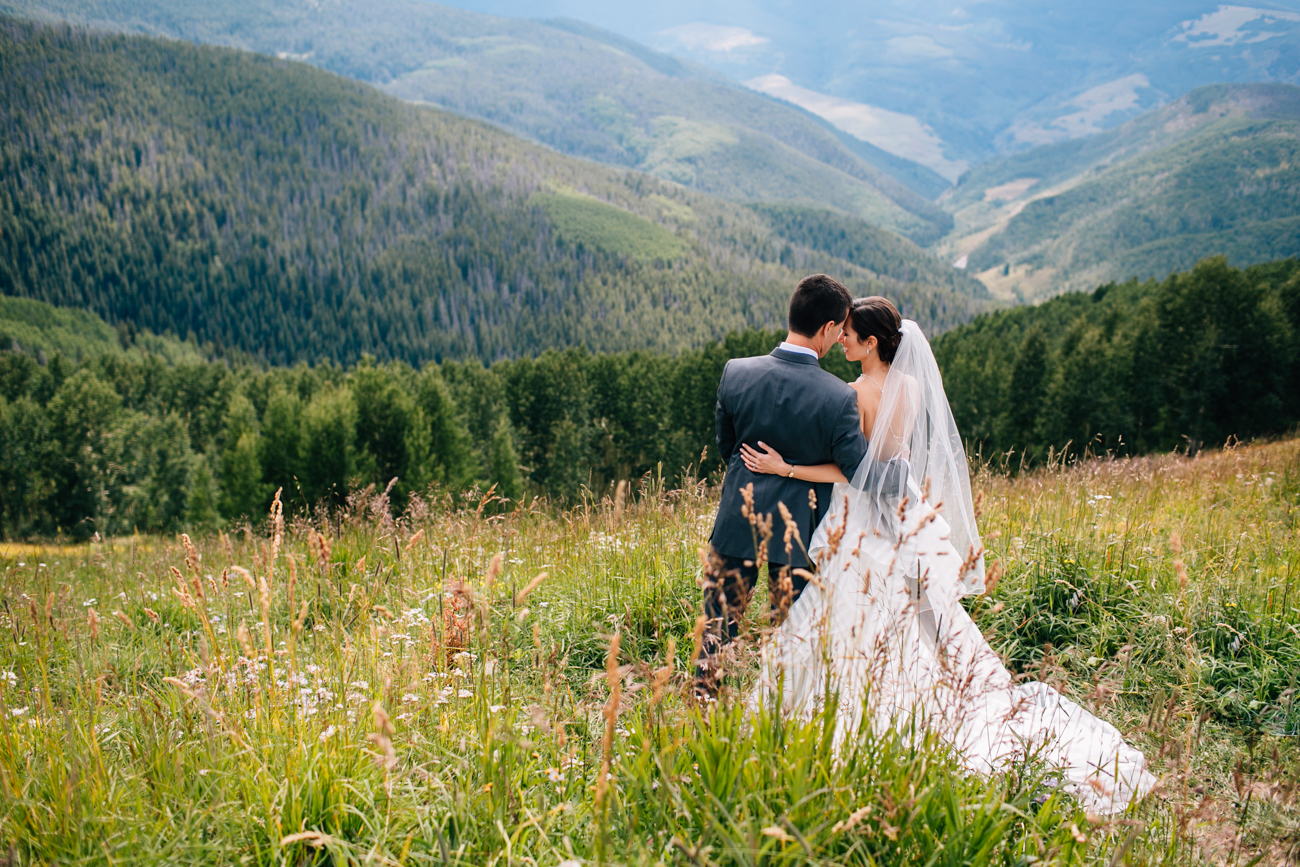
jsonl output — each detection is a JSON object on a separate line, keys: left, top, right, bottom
{"left": 1, "top": 441, "right": 1298, "bottom": 865}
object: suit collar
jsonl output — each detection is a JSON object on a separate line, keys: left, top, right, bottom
{"left": 770, "top": 347, "right": 821, "bottom": 366}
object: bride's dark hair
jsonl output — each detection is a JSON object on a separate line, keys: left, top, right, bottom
{"left": 848, "top": 296, "right": 903, "bottom": 363}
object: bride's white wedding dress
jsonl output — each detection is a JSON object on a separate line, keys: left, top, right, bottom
{"left": 751, "top": 321, "right": 1156, "bottom": 814}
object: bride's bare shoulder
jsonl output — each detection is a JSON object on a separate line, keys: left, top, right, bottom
{"left": 847, "top": 377, "right": 872, "bottom": 404}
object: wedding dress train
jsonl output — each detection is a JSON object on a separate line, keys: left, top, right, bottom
{"left": 750, "top": 321, "right": 1156, "bottom": 814}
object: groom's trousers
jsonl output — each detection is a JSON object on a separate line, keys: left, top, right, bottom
{"left": 694, "top": 550, "right": 810, "bottom": 696}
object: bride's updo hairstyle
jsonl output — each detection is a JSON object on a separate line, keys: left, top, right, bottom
{"left": 849, "top": 296, "right": 903, "bottom": 363}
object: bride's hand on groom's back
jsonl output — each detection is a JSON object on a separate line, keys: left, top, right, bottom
{"left": 741, "top": 441, "right": 788, "bottom": 476}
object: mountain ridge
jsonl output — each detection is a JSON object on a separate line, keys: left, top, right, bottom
{"left": 0, "top": 0, "right": 954, "bottom": 238}
{"left": 0, "top": 18, "right": 988, "bottom": 367}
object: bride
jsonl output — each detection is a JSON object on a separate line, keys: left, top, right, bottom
{"left": 738, "top": 296, "right": 1156, "bottom": 814}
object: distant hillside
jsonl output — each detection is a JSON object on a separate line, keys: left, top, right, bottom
{"left": 0, "top": 19, "right": 987, "bottom": 366}
{"left": 939, "top": 84, "right": 1300, "bottom": 301}
{"left": 0, "top": 296, "right": 201, "bottom": 363}
{"left": 0, "top": 0, "right": 953, "bottom": 241}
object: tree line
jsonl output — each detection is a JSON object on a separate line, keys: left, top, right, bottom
{"left": 4, "top": 254, "right": 1296, "bottom": 539}
{"left": 0, "top": 329, "right": 796, "bottom": 539}
{"left": 935, "top": 255, "right": 1300, "bottom": 463}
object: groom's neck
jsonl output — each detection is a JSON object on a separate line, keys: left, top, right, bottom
{"left": 783, "top": 331, "right": 819, "bottom": 355}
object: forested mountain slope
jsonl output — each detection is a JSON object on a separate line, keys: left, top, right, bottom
{"left": 0, "top": 0, "right": 952, "bottom": 238}
{"left": 938, "top": 84, "right": 1300, "bottom": 301}
{"left": 0, "top": 20, "right": 987, "bottom": 366}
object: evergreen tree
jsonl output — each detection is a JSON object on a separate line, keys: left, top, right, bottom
{"left": 488, "top": 413, "right": 524, "bottom": 504}
{"left": 401, "top": 406, "right": 435, "bottom": 496}
{"left": 134, "top": 412, "right": 196, "bottom": 534}
{"left": 44, "top": 370, "right": 123, "bottom": 538}
{"left": 300, "top": 385, "right": 357, "bottom": 507}
{"left": 219, "top": 393, "right": 269, "bottom": 520}
{"left": 1275, "top": 271, "right": 1300, "bottom": 420}
{"left": 0, "top": 395, "right": 48, "bottom": 538}
{"left": 999, "top": 327, "right": 1049, "bottom": 456}
{"left": 260, "top": 387, "right": 303, "bottom": 504}
{"left": 1151, "top": 256, "right": 1290, "bottom": 448}
{"left": 351, "top": 361, "right": 419, "bottom": 501}
{"left": 416, "top": 365, "right": 474, "bottom": 489}
{"left": 223, "top": 432, "right": 267, "bottom": 523}
{"left": 186, "top": 456, "right": 221, "bottom": 531}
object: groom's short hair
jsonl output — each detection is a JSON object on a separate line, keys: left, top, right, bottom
{"left": 788, "top": 274, "right": 852, "bottom": 337}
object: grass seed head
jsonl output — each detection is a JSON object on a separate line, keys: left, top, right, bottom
{"left": 515, "top": 571, "right": 548, "bottom": 605}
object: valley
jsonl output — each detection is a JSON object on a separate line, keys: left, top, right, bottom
{"left": 939, "top": 84, "right": 1300, "bottom": 301}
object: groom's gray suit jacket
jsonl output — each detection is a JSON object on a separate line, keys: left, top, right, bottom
{"left": 711, "top": 347, "right": 868, "bottom": 569}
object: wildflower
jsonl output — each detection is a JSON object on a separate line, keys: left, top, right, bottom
{"left": 1, "top": 671, "right": 16, "bottom": 687}
{"left": 82, "top": 598, "right": 97, "bottom": 607}
{"left": 10, "top": 707, "right": 28, "bottom": 717}
{"left": 319, "top": 725, "right": 337, "bottom": 743}
{"left": 489, "top": 704, "right": 504, "bottom": 713}
{"left": 545, "top": 767, "right": 565, "bottom": 782}
{"left": 457, "top": 689, "right": 473, "bottom": 698}
{"left": 401, "top": 693, "right": 420, "bottom": 703}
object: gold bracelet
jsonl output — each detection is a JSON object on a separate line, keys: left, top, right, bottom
{"left": 787, "top": 465, "right": 796, "bottom": 479}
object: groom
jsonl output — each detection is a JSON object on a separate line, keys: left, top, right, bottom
{"left": 697, "top": 274, "right": 868, "bottom": 693}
